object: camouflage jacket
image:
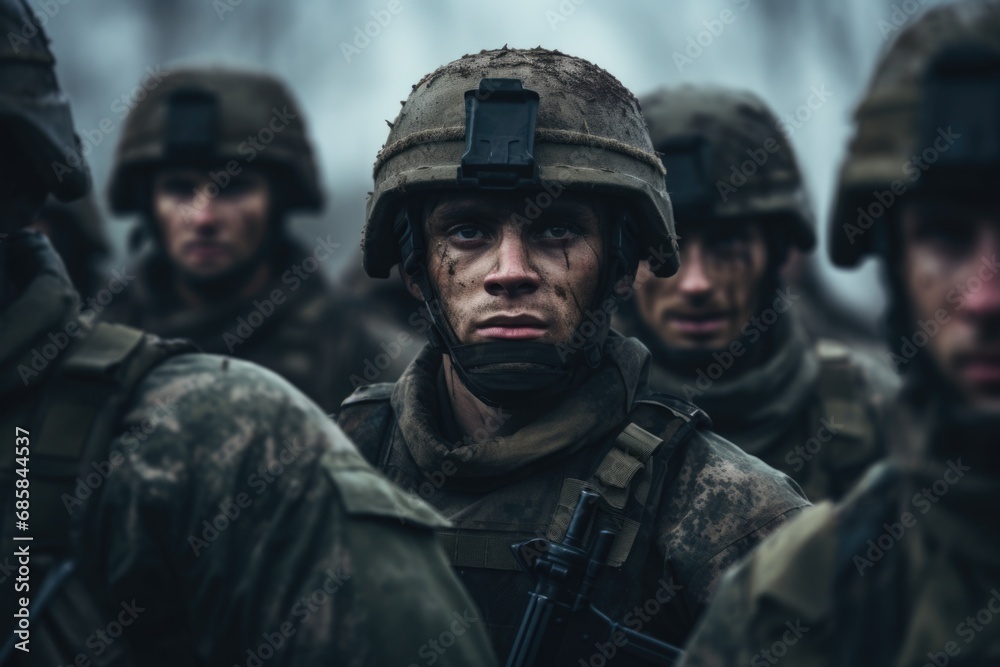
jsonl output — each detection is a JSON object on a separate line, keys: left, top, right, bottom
{"left": 98, "top": 237, "right": 387, "bottom": 415}
{"left": 680, "top": 391, "right": 1000, "bottom": 667}
{"left": 338, "top": 335, "right": 810, "bottom": 659}
{"left": 0, "top": 232, "right": 497, "bottom": 667}
{"left": 642, "top": 314, "right": 899, "bottom": 502}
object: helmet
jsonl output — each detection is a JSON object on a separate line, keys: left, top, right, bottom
{"left": 363, "top": 47, "right": 676, "bottom": 407}
{"left": 640, "top": 84, "right": 815, "bottom": 251}
{"left": 363, "top": 46, "right": 678, "bottom": 279}
{"left": 830, "top": 0, "right": 1000, "bottom": 267}
{"left": 0, "top": 0, "right": 89, "bottom": 202}
{"left": 108, "top": 66, "right": 322, "bottom": 214}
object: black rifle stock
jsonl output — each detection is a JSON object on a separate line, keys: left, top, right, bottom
{"left": 506, "top": 489, "right": 684, "bottom": 667}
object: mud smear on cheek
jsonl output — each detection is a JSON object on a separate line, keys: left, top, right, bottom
{"left": 554, "top": 285, "right": 567, "bottom": 300}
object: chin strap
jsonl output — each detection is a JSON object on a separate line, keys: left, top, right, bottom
{"left": 394, "top": 205, "right": 634, "bottom": 408}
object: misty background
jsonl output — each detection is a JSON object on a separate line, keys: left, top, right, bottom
{"left": 40, "top": 0, "right": 948, "bottom": 332}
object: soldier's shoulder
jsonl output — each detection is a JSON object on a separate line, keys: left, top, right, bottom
{"left": 676, "top": 427, "right": 810, "bottom": 520}
{"left": 336, "top": 382, "right": 397, "bottom": 465}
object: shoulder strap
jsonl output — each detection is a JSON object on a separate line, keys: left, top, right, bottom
{"left": 814, "top": 339, "right": 874, "bottom": 442}
{"left": 547, "top": 394, "right": 708, "bottom": 568}
{"left": 337, "top": 383, "right": 396, "bottom": 468}
{"left": 435, "top": 393, "right": 708, "bottom": 573}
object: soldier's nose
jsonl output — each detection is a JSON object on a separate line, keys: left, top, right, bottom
{"left": 676, "top": 242, "right": 714, "bottom": 298}
{"left": 484, "top": 234, "right": 540, "bottom": 297}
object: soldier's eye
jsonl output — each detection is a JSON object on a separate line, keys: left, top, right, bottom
{"left": 450, "top": 225, "right": 487, "bottom": 242}
{"left": 538, "top": 226, "right": 573, "bottom": 239}
{"left": 913, "top": 217, "right": 976, "bottom": 256}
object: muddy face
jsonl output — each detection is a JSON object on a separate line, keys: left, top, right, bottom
{"left": 413, "top": 191, "right": 605, "bottom": 345}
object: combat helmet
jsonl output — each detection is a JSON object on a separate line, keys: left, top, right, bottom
{"left": 830, "top": 0, "right": 1000, "bottom": 267}
{"left": 640, "top": 85, "right": 815, "bottom": 251}
{"left": 0, "top": 0, "right": 89, "bottom": 206}
{"left": 363, "top": 47, "right": 677, "bottom": 407}
{"left": 108, "top": 66, "right": 322, "bottom": 214}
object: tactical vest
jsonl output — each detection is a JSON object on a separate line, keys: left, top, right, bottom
{"left": 0, "top": 323, "right": 195, "bottom": 666}
{"left": 340, "top": 384, "right": 709, "bottom": 661}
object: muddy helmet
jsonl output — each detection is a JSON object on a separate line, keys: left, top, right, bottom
{"left": 0, "top": 0, "right": 89, "bottom": 203}
{"left": 640, "top": 84, "right": 815, "bottom": 251}
{"left": 363, "top": 46, "right": 678, "bottom": 280}
{"left": 363, "top": 47, "right": 677, "bottom": 408}
{"left": 108, "top": 66, "right": 322, "bottom": 215}
{"left": 830, "top": 0, "right": 1000, "bottom": 267}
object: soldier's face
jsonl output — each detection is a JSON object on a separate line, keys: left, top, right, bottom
{"left": 899, "top": 197, "right": 1000, "bottom": 411}
{"left": 152, "top": 167, "right": 271, "bottom": 280}
{"left": 635, "top": 221, "right": 768, "bottom": 350}
{"left": 417, "top": 192, "right": 604, "bottom": 344}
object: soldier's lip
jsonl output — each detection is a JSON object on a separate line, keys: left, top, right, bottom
{"left": 184, "top": 242, "right": 229, "bottom": 259}
{"left": 668, "top": 313, "right": 728, "bottom": 334}
{"left": 476, "top": 315, "right": 549, "bottom": 340}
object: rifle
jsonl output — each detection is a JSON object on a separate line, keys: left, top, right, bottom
{"left": 506, "top": 489, "right": 684, "bottom": 667}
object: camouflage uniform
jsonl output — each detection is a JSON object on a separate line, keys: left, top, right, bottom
{"left": 101, "top": 67, "right": 387, "bottom": 414}
{"left": 681, "top": 3, "right": 1000, "bottom": 665}
{"left": 339, "top": 47, "right": 810, "bottom": 661}
{"left": 0, "top": 7, "right": 496, "bottom": 665}
{"left": 620, "top": 85, "right": 898, "bottom": 502}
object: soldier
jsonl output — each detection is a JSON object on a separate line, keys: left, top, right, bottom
{"left": 28, "top": 193, "right": 110, "bottom": 301}
{"left": 0, "top": 3, "right": 497, "bottom": 664}
{"left": 681, "top": 2, "right": 1000, "bottom": 664}
{"left": 619, "top": 86, "right": 899, "bottom": 502}
{"left": 337, "top": 47, "right": 810, "bottom": 662}
{"left": 101, "top": 66, "right": 383, "bottom": 414}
